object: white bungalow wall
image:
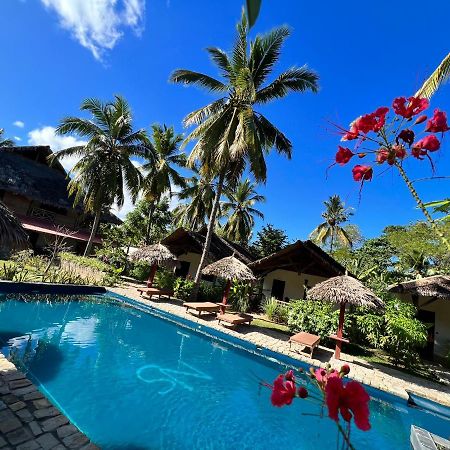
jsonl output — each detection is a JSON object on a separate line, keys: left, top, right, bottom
{"left": 177, "top": 252, "right": 201, "bottom": 278}
{"left": 262, "top": 269, "right": 327, "bottom": 301}
{"left": 398, "top": 293, "right": 450, "bottom": 358}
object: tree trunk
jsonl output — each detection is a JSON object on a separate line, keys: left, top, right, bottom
{"left": 394, "top": 162, "right": 450, "bottom": 251}
{"left": 84, "top": 209, "right": 101, "bottom": 257}
{"left": 145, "top": 202, "right": 156, "bottom": 245}
{"left": 329, "top": 229, "right": 335, "bottom": 254}
{"left": 191, "top": 171, "right": 226, "bottom": 300}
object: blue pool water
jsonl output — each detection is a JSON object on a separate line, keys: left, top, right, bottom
{"left": 0, "top": 295, "right": 448, "bottom": 449}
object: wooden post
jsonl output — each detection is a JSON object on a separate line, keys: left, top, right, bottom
{"left": 147, "top": 263, "right": 158, "bottom": 288}
{"left": 221, "top": 280, "right": 231, "bottom": 314}
{"left": 335, "top": 302, "right": 346, "bottom": 360}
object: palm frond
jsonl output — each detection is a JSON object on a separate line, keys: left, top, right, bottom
{"left": 170, "top": 70, "right": 228, "bottom": 92}
{"left": 415, "top": 52, "right": 450, "bottom": 99}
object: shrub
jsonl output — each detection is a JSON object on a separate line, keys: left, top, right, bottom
{"left": 173, "top": 277, "right": 195, "bottom": 301}
{"left": 198, "top": 281, "right": 224, "bottom": 303}
{"left": 263, "top": 297, "right": 290, "bottom": 324}
{"left": 229, "top": 281, "right": 252, "bottom": 313}
{"left": 154, "top": 269, "right": 177, "bottom": 290}
{"left": 288, "top": 299, "right": 339, "bottom": 338}
{"left": 264, "top": 297, "right": 279, "bottom": 321}
{"left": 60, "top": 253, "right": 111, "bottom": 273}
{"left": 130, "top": 261, "right": 151, "bottom": 281}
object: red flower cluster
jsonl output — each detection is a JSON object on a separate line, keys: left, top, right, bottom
{"left": 342, "top": 107, "right": 389, "bottom": 141}
{"left": 334, "top": 96, "right": 448, "bottom": 184}
{"left": 326, "top": 377, "right": 371, "bottom": 431}
{"left": 270, "top": 370, "right": 308, "bottom": 407}
{"left": 392, "top": 96, "right": 429, "bottom": 119}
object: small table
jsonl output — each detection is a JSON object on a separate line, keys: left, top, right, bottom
{"left": 289, "top": 332, "right": 321, "bottom": 358}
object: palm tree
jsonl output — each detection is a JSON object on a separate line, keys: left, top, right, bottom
{"left": 310, "top": 195, "right": 353, "bottom": 253}
{"left": 222, "top": 179, "right": 264, "bottom": 243}
{"left": 0, "top": 201, "right": 28, "bottom": 250}
{"left": 415, "top": 52, "right": 450, "bottom": 99}
{"left": 173, "top": 166, "right": 216, "bottom": 231}
{"left": 141, "top": 124, "right": 186, "bottom": 243}
{"left": 53, "top": 96, "right": 151, "bottom": 256}
{"left": 0, "top": 128, "right": 14, "bottom": 147}
{"left": 170, "top": 11, "right": 319, "bottom": 291}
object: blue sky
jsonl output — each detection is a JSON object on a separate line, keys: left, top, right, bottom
{"left": 1, "top": 0, "right": 449, "bottom": 242}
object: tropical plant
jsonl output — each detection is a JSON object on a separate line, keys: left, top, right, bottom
{"left": 251, "top": 224, "right": 289, "bottom": 258}
{"left": 222, "top": 179, "right": 265, "bottom": 243}
{"left": 173, "top": 165, "right": 216, "bottom": 230}
{"left": 173, "top": 277, "right": 195, "bottom": 301}
{"left": 53, "top": 96, "right": 151, "bottom": 256}
{"left": 0, "top": 128, "right": 14, "bottom": 147}
{"left": 415, "top": 52, "right": 450, "bottom": 99}
{"left": 170, "top": 12, "right": 319, "bottom": 295}
{"left": 141, "top": 124, "right": 186, "bottom": 243}
{"left": 0, "top": 201, "right": 28, "bottom": 250}
{"left": 229, "top": 280, "right": 252, "bottom": 312}
{"left": 310, "top": 195, "right": 353, "bottom": 253}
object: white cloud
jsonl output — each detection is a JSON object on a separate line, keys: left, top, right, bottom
{"left": 14, "top": 136, "right": 22, "bottom": 142}
{"left": 13, "top": 120, "right": 25, "bottom": 128}
{"left": 40, "top": 0, "right": 145, "bottom": 61}
{"left": 28, "top": 126, "right": 86, "bottom": 173}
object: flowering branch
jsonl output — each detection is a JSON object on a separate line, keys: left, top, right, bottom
{"left": 333, "top": 97, "right": 450, "bottom": 250}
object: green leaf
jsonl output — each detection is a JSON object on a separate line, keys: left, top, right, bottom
{"left": 246, "top": 0, "right": 262, "bottom": 28}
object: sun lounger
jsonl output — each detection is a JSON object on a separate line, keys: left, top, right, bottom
{"left": 217, "top": 313, "right": 253, "bottom": 329}
{"left": 137, "top": 287, "right": 173, "bottom": 300}
{"left": 184, "top": 302, "right": 229, "bottom": 317}
{"left": 289, "top": 331, "right": 321, "bottom": 358}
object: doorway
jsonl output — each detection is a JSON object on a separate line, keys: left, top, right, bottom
{"left": 417, "top": 309, "right": 435, "bottom": 361}
{"left": 270, "top": 279, "right": 285, "bottom": 300}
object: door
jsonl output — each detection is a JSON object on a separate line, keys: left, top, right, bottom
{"left": 270, "top": 279, "right": 285, "bottom": 301}
{"left": 175, "top": 261, "right": 190, "bottom": 278}
{"left": 417, "top": 309, "right": 435, "bottom": 361}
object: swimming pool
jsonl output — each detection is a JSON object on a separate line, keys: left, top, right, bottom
{"left": 0, "top": 294, "right": 448, "bottom": 449}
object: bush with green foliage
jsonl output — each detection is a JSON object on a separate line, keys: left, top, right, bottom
{"left": 154, "top": 269, "right": 177, "bottom": 290}
{"left": 130, "top": 261, "right": 151, "bottom": 281}
{"left": 288, "top": 299, "right": 339, "bottom": 337}
{"left": 173, "top": 277, "right": 195, "bottom": 301}
{"left": 229, "top": 281, "right": 252, "bottom": 312}
{"left": 263, "top": 297, "right": 290, "bottom": 324}
{"left": 60, "top": 253, "right": 111, "bottom": 273}
{"left": 198, "top": 281, "right": 224, "bottom": 303}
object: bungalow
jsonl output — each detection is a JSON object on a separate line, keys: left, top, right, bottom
{"left": 162, "top": 227, "right": 346, "bottom": 301}
{"left": 249, "top": 240, "right": 346, "bottom": 301}
{"left": 388, "top": 275, "right": 450, "bottom": 361}
{"left": 0, "top": 146, "right": 120, "bottom": 254}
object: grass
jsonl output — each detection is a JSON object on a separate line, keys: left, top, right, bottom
{"left": 252, "top": 318, "right": 290, "bottom": 335}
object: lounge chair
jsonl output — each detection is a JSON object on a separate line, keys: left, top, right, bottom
{"left": 217, "top": 313, "right": 253, "bottom": 329}
{"left": 137, "top": 287, "right": 174, "bottom": 300}
{"left": 184, "top": 302, "right": 229, "bottom": 317}
{"left": 289, "top": 331, "right": 321, "bottom": 358}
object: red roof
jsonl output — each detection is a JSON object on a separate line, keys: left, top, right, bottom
{"left": 18, "top": 215, "right": 102, "bottom": 244}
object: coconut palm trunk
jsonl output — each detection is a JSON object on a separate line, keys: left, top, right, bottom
{"left": 84, "top": 209, "right": 101, "bottom": 257}
{"left": 191, "top": 171, "right": 226, "bottom": 299}
{"left": 145, "top": 202, "right": 156, "bottom": 244}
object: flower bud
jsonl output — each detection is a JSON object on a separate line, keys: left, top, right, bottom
{"left": 340, "top": 364, "right": 350, "bottom": 375}
{"left": 415, "top": 114, "right": 427, "bottom": 125}
{"left": 298, "top": 387, "right": 308, "bottom": 398}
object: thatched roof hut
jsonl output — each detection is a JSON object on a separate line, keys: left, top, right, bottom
{"left": 202, "top": 256, "right": 255, "bottom": 281}
{"left": 0, "top": 201, "right": 28, "bottom": 250}
{"left": 307, "top": 275, "right": 384, "bottom": 309}
{"left": 388, "top": 275, "right": 450, "bottom": 300}
{"left": 130, "top": 243, "right": 178, "bottom": 268}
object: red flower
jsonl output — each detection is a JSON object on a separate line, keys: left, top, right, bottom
{"left": 411, "top": 146, "right": 427, "bottom": 159}
{"left": 397, "top": 129, "right": 415, "bottom": 147}
{"left": 271, "top": 375, "right": 297, "bottom": 407}
{"left": 393, "top": 96, "right": 429, "bottom": 119}
{"left": 342, "top": 107, "right": 389, "bottom": 139}
{"left": 285, "top": 370, "right": 295, "bottom": 382}
{"left": 393, "top": 144, "right": 406, "bottom": 159}
{"left": 425, "top": 109, "right": 450, "bottom": 133}
{"left": 298, "top": 387, "right": 308, "bottom": 398}
{"left": 413, "top": 134, "right": 441, "bottom": 152}
{"left": 326, "top": 377, "right": 371, "bottom": 431}
{"left": 336, "top": 146, "right": 355, "bottom": 165}
{"left": 341, "top": 124, "right": 359, "bottom": 141}
{"left": 376, "top": 148, "right": 390, "bottom": 164}
{"left": 352, "top": 165, "right": 373, "bottom": 182}
{"left": 372, "top": 107, "right": 389, "bottom": 132}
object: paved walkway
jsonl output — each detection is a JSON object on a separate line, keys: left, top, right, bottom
{"left": 111, "top": 284, "right": 450, "bottom": 408}
{"left": 0, "top": 355, "right": 98, "bottom": 450}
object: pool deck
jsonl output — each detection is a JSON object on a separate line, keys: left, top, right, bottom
{"left": 0, "top": 354, "right": 98, "bottom": 450}
{"left": 111, "top": 284, "right": 450, "bottom": 408}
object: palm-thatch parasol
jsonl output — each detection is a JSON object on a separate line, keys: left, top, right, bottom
{"left": 202, "top": 256, "right": 255, "bottom": 312}
{"left": 130, "top": 243, "right": 178, "bottom": 287}
{"left": 307, "top": 275, "right": 384, "bottom": 359}
{"left": 0, "top": 201, "right": 28, "bottom": 251}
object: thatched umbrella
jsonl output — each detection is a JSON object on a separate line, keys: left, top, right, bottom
{"left": 130, "top": 243, "right": 178, "bottom": 288}
{"left": 307, "top": 275, "right": 384, "bottom": 359}
{"left": 202, "top": 256, "right": 255, "bottom": 313}
{"left": 0, "top": 201, "right": 28, "bottom": 250}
